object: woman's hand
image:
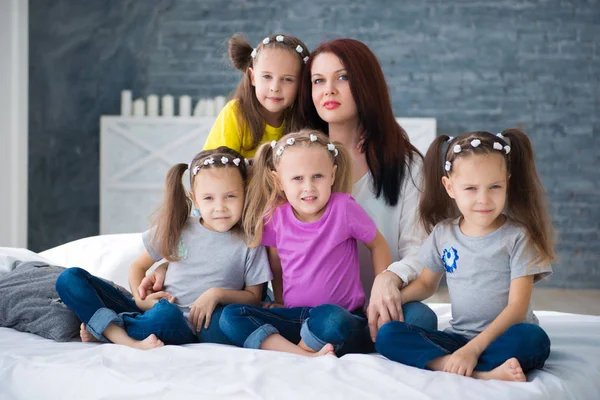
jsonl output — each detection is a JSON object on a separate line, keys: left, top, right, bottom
{"left": 189, "top": 288, "right": 222, "bottom": 332}
{"left": 367, "top": 271, "right": 404, "bottom": 341}
{"left": 137, "top": 262, "right": 168, "bottom": 300}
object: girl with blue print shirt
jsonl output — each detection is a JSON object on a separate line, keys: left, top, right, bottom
{"left": 56, "top": 147, "right": 272, "bottom": 350}
{"left": 376, "top": 129, "right": 555, "bottom": 382}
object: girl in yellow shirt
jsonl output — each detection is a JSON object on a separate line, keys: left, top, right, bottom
{"left": 204, "top": 33, "right": 310, "bottom": 159}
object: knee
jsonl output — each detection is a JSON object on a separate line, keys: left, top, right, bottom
{"left": 375, "top": 321, "right": 410, "bottom": 355}
{"left": 508, "top": 323, "right": 551, "bottom": 350}
{"left": 55, "top": 267, "right": 88, "bottom": 296}
{"left": 148, "top": 300, "right": 184, "bottom": 323}
{"left": 218, "top": 304, "right": 245, "bottom": 333}
{"left": 402, "top": 302, "right": 438, "bottom": 331}
{"left": 307, "top": 304, "right": 356, "bottom": 341}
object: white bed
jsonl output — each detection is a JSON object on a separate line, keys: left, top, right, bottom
{"left": 1, "top": 234, "right": 599, "bottom": 400}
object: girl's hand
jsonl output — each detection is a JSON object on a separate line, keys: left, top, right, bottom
{"left": 367, "top": 271, "right": 404, "bottom": 341}
{"left": 262, "top": 301, "right": 284, "bottom": 309}
{"left": 443, "top": 346, "right": 480, "bottom": 377}
{"left": 189, "top": 288, "right": 222, "bottom": 332}
{"left": 135, "top": 291, "right": 175, "bottom": 311}
{"left": 138, "top": 262, "right": 168, "bottom": 300}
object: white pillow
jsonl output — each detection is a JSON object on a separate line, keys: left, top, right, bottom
{"left": 0, "top": 248, "right": 53, "bottom": 277}
{"left": 39, "top": 233, "right": 148, "bottom": 288}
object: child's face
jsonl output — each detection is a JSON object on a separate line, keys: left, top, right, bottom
{"left": 249, "top": 47, "right": 301, "bottom": 127}
{"left": 442, "top": 153, "right": 508, "bottom": 236}
{"left": 310, "top": 52, "right": 358, "bottom": 127}
{"left": 191, "top": 167, "right": 245, "bottom": 233}
{"left": 275, "top": 145, "right": 337, "bottom": 223}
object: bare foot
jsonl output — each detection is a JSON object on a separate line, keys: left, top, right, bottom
{"left": 473, "top": 358, "right": 526, "bottom": 382}
{"left": 131, "top": 334, "right": 164, "bottom": 350}
{"left": 309, "top": 343, "right": 336, "bottom": 358}
{"left": 80, "top": 323, "right": 100, "bottom": 343}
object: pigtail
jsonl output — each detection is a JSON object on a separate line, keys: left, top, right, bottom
{"left": 330, "top": 141, "right": 352, "bottom": 194}
{"left": 151, "top": 163, "right": 191, "bottom": 261}
{"left": 502, "top": 128, "right": 556, "bottom": 266}
{"left": 419, "top": 135, "right": 460, "bottom": 233}
{"left": 243, "top": 142, "right": 284, "bottom": 247}
{"left": 228, "top": 33, "right": 254, "bottom": 72}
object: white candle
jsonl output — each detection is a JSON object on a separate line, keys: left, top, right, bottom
{"left": 205, "top": 98, "right": 215, "bottom": 117}
{"left": 147, "top": 94, "right": 159, "bottom": 117}
{"left": 120, "top": 90, "right": 132, "bottom": 116}
{"left": 133, "top": 98, "right": 145, "bottom": 117}
{"left": 179, "top": 95, "right": 192, "bottom": 117}
{"left": 214, "top": 95, "right": 227, "bottom": 113}
{"left": 193, "top": 99, "right": 205, "bottom": 116}
{"left": 162, "top": 95, "right": 174, "bottom": 117}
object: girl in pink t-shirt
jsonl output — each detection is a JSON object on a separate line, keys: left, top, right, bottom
{"left": 219, "top": 129, "right": 391, "bottom": 357}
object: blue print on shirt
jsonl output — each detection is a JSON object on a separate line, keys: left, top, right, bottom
{"left": 441, "top": 246, "right": 459, "bottom": 273}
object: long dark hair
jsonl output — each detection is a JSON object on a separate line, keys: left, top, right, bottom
{"left": 228, "top": 33, "right": 310, "bottom": 152}
{"left": 297, "top": 38, "right": 420, "bottom": 206}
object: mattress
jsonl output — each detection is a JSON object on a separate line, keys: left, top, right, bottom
{"left": 1, "top": 234, "right": 599, "bottom": 399}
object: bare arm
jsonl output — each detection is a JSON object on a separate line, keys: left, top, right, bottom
{"left": 400, "top": 268, "right": 444, "bottom": 304}
{"left": 363, "top": 230, "right": 392, "bottom": 276}
{"left": 188, "top": 284, "right": 263, "bottom": 331}
{"left": 128, "top": 251, "right": 173, "bottom": 310}
{"left": 465, "top": 275, "right": 534, "bottom": 355}
{"left": 268, "top": 246, "right": 284, "bottom": 304}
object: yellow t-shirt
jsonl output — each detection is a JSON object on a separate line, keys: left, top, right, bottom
{"left": 203, "top": 100, "right": 285, "bottom": 159}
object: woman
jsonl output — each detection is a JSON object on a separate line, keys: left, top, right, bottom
{"left": 297, "top": 39, "right": 437, "bottom": 345}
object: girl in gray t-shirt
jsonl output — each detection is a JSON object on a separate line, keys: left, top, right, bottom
{"left": 375, "top": 129, "right": 555, "bottom": 382}
{"left": 56, "top": 147, "right": 272, "bottom": 350}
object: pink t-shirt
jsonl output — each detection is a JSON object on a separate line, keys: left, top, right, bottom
{"left": 262, "top": 192, "right": 377, "bottom": 311}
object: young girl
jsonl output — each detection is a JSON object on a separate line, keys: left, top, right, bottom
{"left": 218, "top": 130, "right": 392, "bottom": 357}
{"left": 203, "top": 33, "right": 310, "bottom": 158}
{"left": 375, "top": 129, "right": 555, "bottom": 381}
{"left": 55, "top": 147, "right": 272, "bottom": 350}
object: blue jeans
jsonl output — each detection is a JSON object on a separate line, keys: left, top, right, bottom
{"left": 220, "top": 301, "right": 437, "bottom": 355}
{"left": 55, "top": 267, "right": 230, "bottom": 345}
{"left": 375, "top": 321, "right": 551, "bottom": 372}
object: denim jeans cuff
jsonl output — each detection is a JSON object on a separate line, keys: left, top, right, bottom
{"left": 87, "top": 308, "right": 124, "bottom": 343}
{"left": 243, "top": 323, "right": 279, "bottom": 349}
{"left": 300, "top": 319, "right": 342, "bottom": 352}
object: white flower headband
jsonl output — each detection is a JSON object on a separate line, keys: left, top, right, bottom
{"left": 250, "top": 35, "right": 309, "bottom": 64}
{"left": 443, "top": 133, "right": 511, "bottom": 173}
{"left": 271, "top": 135, "right": 338, "bottom": 158}
{"left": 189, "top": 156, "right": 247, "bottom": 176}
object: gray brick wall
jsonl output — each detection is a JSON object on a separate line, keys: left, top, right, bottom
{"left": 29, "top": 0, "right": 600, "bottom": 288}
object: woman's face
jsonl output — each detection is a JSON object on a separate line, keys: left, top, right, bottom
{"left": 310, "top": 52, "right": 358, "bottom": 126}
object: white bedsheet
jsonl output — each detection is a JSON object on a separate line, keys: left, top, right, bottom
{"left": 1, "top": 304, "right": 599, "bottom": 400}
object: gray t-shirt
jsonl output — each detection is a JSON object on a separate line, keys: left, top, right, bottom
{"left": 419, "top": 217, "right": 552, "bottom": 339}
{"left": 142, "top": 218, "right": 272, "bottom": 323}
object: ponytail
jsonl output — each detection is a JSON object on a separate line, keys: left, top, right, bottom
{"left": 502, "top": 128, "right": 556, "bottom": 266}
{"left": 243, "top": 142, "right": 284, "bottom": 247}
{"left": 419, "top": 135, "right": 460, "bottom": 233}
{"left": 151, "top": 163, "right": 191, "bottom": 261}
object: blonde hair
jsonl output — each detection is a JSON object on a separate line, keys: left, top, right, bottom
{"left": 419, "top": 129, "right": 556, "bottom": 267}
{"left": 151, "top": 146, "right": 249, "bottom": 261}
{"left": 227, "top": 33, "right": 310, "bottom": 153}
{"left": 243, "top": 129, "right": 352, "bottom": 247}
